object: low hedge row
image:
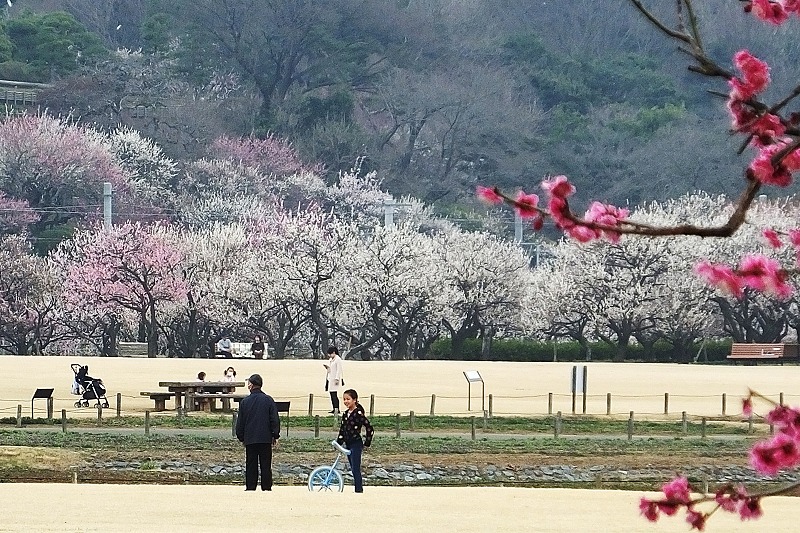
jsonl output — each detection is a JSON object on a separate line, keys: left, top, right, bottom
{"left": 427, "top": 338, "right": 733, "bottom": 363}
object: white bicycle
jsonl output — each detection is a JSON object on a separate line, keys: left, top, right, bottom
{"left": 307, "top": 440, "right": 351, "bottom": 492}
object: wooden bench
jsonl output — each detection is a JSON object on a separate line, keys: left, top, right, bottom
{"left": 214, "top": 342, "right": 269, "bottom": 359}
{"left": 727, "top": 343, "right": 800, "bottom": 365}
{"left": 229, "top": 399, "right": 291, "bottom": 436}
{"left": 119, "top": 342, "right": 149, "bottom": 358}
{"left": 190, "top": 392, "right": 247, "bottom": 412}
{"left": 140, "top": 391, "right": 175, "bottom": 412}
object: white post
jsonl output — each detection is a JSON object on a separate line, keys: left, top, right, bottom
{"left": 383, "top": 198, "right": 396, "bottom": 229}
{"left": 103, "top": 182, "right": 113, "bottom": 230}
{"left": 514, "top": 212, "right": 522, "bottom": 243}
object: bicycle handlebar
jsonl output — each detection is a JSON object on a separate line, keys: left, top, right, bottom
{"left": 331, "top": 440, "right": 351, "bottom": 456}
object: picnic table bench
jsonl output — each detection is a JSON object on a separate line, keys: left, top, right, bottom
{"left": 140, "top": 391, "right": 175, "bottom": 412}
{"left": 189, "top": 392, "right": 247, "bottom": 412}
{"left": 157, "top": 381, "right": 245, "bottom": 411}
{"left": 727, "top": 343, "right": 800, "bottom": 365}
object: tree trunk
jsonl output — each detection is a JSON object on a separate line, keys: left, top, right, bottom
{"left": 611, "top": 335, "right": 631, "bottom": 362}
{"left": 391, "top": 330, "right": 410, "bottom": 360}
{"left": 147, "top": 303, "right": 158, "bottom": 358}
{"left": 480, "top": 327, "right": 495, "bottom": 360}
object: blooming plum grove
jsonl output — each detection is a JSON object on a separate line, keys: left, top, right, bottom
{"left": 0, "top": 235, "right": 64, "bottom": 355}
{"left": 0, "top": 115, "right": 126, "bottom": 234}
{"left": 55, "top": 222, "right": 187, "bottom": 357}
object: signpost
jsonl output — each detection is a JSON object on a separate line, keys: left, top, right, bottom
{"left": 463, "top": 370, "right": 485, "bottom": 411}
{"left": 31, "top": 388, "right": 54, "bottom": 419}
{"left": 571, "top": 366, "right": 587, "bottom": 414}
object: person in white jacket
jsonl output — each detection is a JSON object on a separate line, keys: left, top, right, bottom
{"left": 323, "top": 346, "right": 344, "bottom": 415}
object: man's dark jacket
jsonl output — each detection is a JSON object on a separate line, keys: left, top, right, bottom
{"left": 236, "top": 388, "right": 281, "bottom": 445}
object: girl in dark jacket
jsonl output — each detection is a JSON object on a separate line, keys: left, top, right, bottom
{"left": 336, "top": 389, "right": 374, "bottom": 493}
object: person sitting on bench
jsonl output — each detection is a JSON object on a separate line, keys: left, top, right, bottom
{"left": 216, "top": 336, "right": 234, "bottom": 358}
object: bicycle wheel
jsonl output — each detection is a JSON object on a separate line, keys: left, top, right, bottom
{"left": 308, "top": 466, "right": 344, "bottom": 492}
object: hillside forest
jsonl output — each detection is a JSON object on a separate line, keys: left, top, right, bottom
{"left": 5, "top": 0, "right": 800, "bottom": 215}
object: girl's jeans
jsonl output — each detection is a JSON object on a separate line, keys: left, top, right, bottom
{"left": 346, "top": 439, "right": 364, "bottom": 492}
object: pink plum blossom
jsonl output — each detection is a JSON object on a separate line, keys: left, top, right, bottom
{"left": 737, "top": 255, "right": 792, "bottom": 297}
{"left": 661, "top": 476, "right": 691, "bottom": 503}
{"left": 685, "top": 508, "right": 707, "bottom": 531}
{"left": 748, "top": 145, "right": 793, "bottom": 187}
{"left": 742, "top": 397, "right": 754, "bottom": 417}
{"left": 749, "top": 432, "right": 800, "bottom": 475}
{"left": 693, "top": 262, "right": 743, "bottom": 298}
{"left": 747, "top": 0, "right": 790, "bottom": 24}
{"left": 639, "top": 498, "right": 659, "bottom": 522}
{"left": 476, "top": 186, "right": 503, "bottom": 205}
{"left": 738, "top": 497, "right": 764, "bottom": 520}
{"left": 761, "top": 228, "right": 783, "bottom": 248}
{"left": 514, "top": 191, "right": 540, "bottom": 219}
{"left": 0, "top": 192, "right": 39, "bottom": 232}
{"left": 583, "top": 201, "right": 630, "bottom": 243}
{"left": 729, "top": 50, "right": 771, "bottom": 99}
{"left": 764, "top": 404, "right": 800, "bottom": 432}
{"left": 789, "top": 229, "right": 800, "bottom": 247}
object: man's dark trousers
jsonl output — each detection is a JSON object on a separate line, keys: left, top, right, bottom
{"left": 245, "top": 442, "right": 273, "bottom": 490}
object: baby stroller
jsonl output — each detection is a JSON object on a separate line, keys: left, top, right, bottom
{"left": 71, "top": 364, "right": 110, "bottom": 408}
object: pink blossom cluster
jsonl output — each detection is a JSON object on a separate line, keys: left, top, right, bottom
{"left": 640, "top": 477, "right": 762, "bottom": 530}
{"left": 745, "top": 0, "right": 800, "bottom": 24}
{"left": 0, "top": 115, "right": 126, "bottom": 191}
{"left": 640, "top": 391, "right": 800, "bottom": 529}
{"left": 477, "top": 176, "right": 629, "bottom": 243}
{"left": 0, "top": 192, "right": 39, "bottom": 232}
{"left": 64, "top": 222, "right": 187, "bottom": 310}
{"left": 694, "top": 254, "right": 791, "bottom": 298}
{"left": 726, "top": 49, "right": 800, "bottom": 186}
{"left": 761, "top": 227, "right": 800, "bottom": 257}
{"left": 746, "top": 393, "right": 800, "bottom": 475}
{"left": 210, "top": 134, "right": 324, "bottom": 177}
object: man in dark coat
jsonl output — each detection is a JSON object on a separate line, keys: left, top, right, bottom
{"left": 235, "top": 373, "right": 281, "bottom": 491}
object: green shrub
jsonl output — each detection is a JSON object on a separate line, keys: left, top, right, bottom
{"left": 428, "top": 337, "right": 734, "bottom": 364}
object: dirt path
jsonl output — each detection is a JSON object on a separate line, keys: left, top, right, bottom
{"left": 0, "top": 484, "right": 796, "bottom": 533}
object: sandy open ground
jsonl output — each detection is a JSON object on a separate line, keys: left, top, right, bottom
{"left": 1, "top": 356, "right": 799, "bottom": 419}
{"left": 0, "top": 484, "right": 795, "bottom": 533}
{"left": 2, "top": 358, "right": 799, "bottom": 531}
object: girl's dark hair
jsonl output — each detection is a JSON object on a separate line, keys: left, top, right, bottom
{"left": 197, "top": 372, "right": 206, "bottom": 380}
{"left": 343, "top": 388, "right": 358, "bottom": 400}
{"left": 327, "top": 346, "right": 339, "bottom": 355}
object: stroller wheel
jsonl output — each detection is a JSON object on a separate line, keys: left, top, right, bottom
{"left": 102, "top": 401, "right": 110, "bottom": 408}
{"left": 74, "top": 401, "right": 82, "bottom": 408}
{"left": 82, "top": 401, "right": 90, "bottom": 407}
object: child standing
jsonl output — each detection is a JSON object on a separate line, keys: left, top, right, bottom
{"left": 336, "top": 389, "right": 374, "bottom": 493}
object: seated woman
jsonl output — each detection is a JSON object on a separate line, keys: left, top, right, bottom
{"left": 251, "top": 335, "right": 265, "bottom": 359}
{"left": 222, "top": 366, "right": 237, "bottom": 382}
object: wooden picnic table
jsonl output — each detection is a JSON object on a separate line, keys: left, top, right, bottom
{"left": 158, "top": 381, "right": 245, "bottom": 411}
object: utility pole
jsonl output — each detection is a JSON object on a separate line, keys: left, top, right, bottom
{"left": 103, "top": 182, "right": 113, "bottom": 230}
{"left": 380, "top": 197, "right": 413, "bottom": 229}
{"left": 383, "top": 197, "right": 396, "bottom": 229}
